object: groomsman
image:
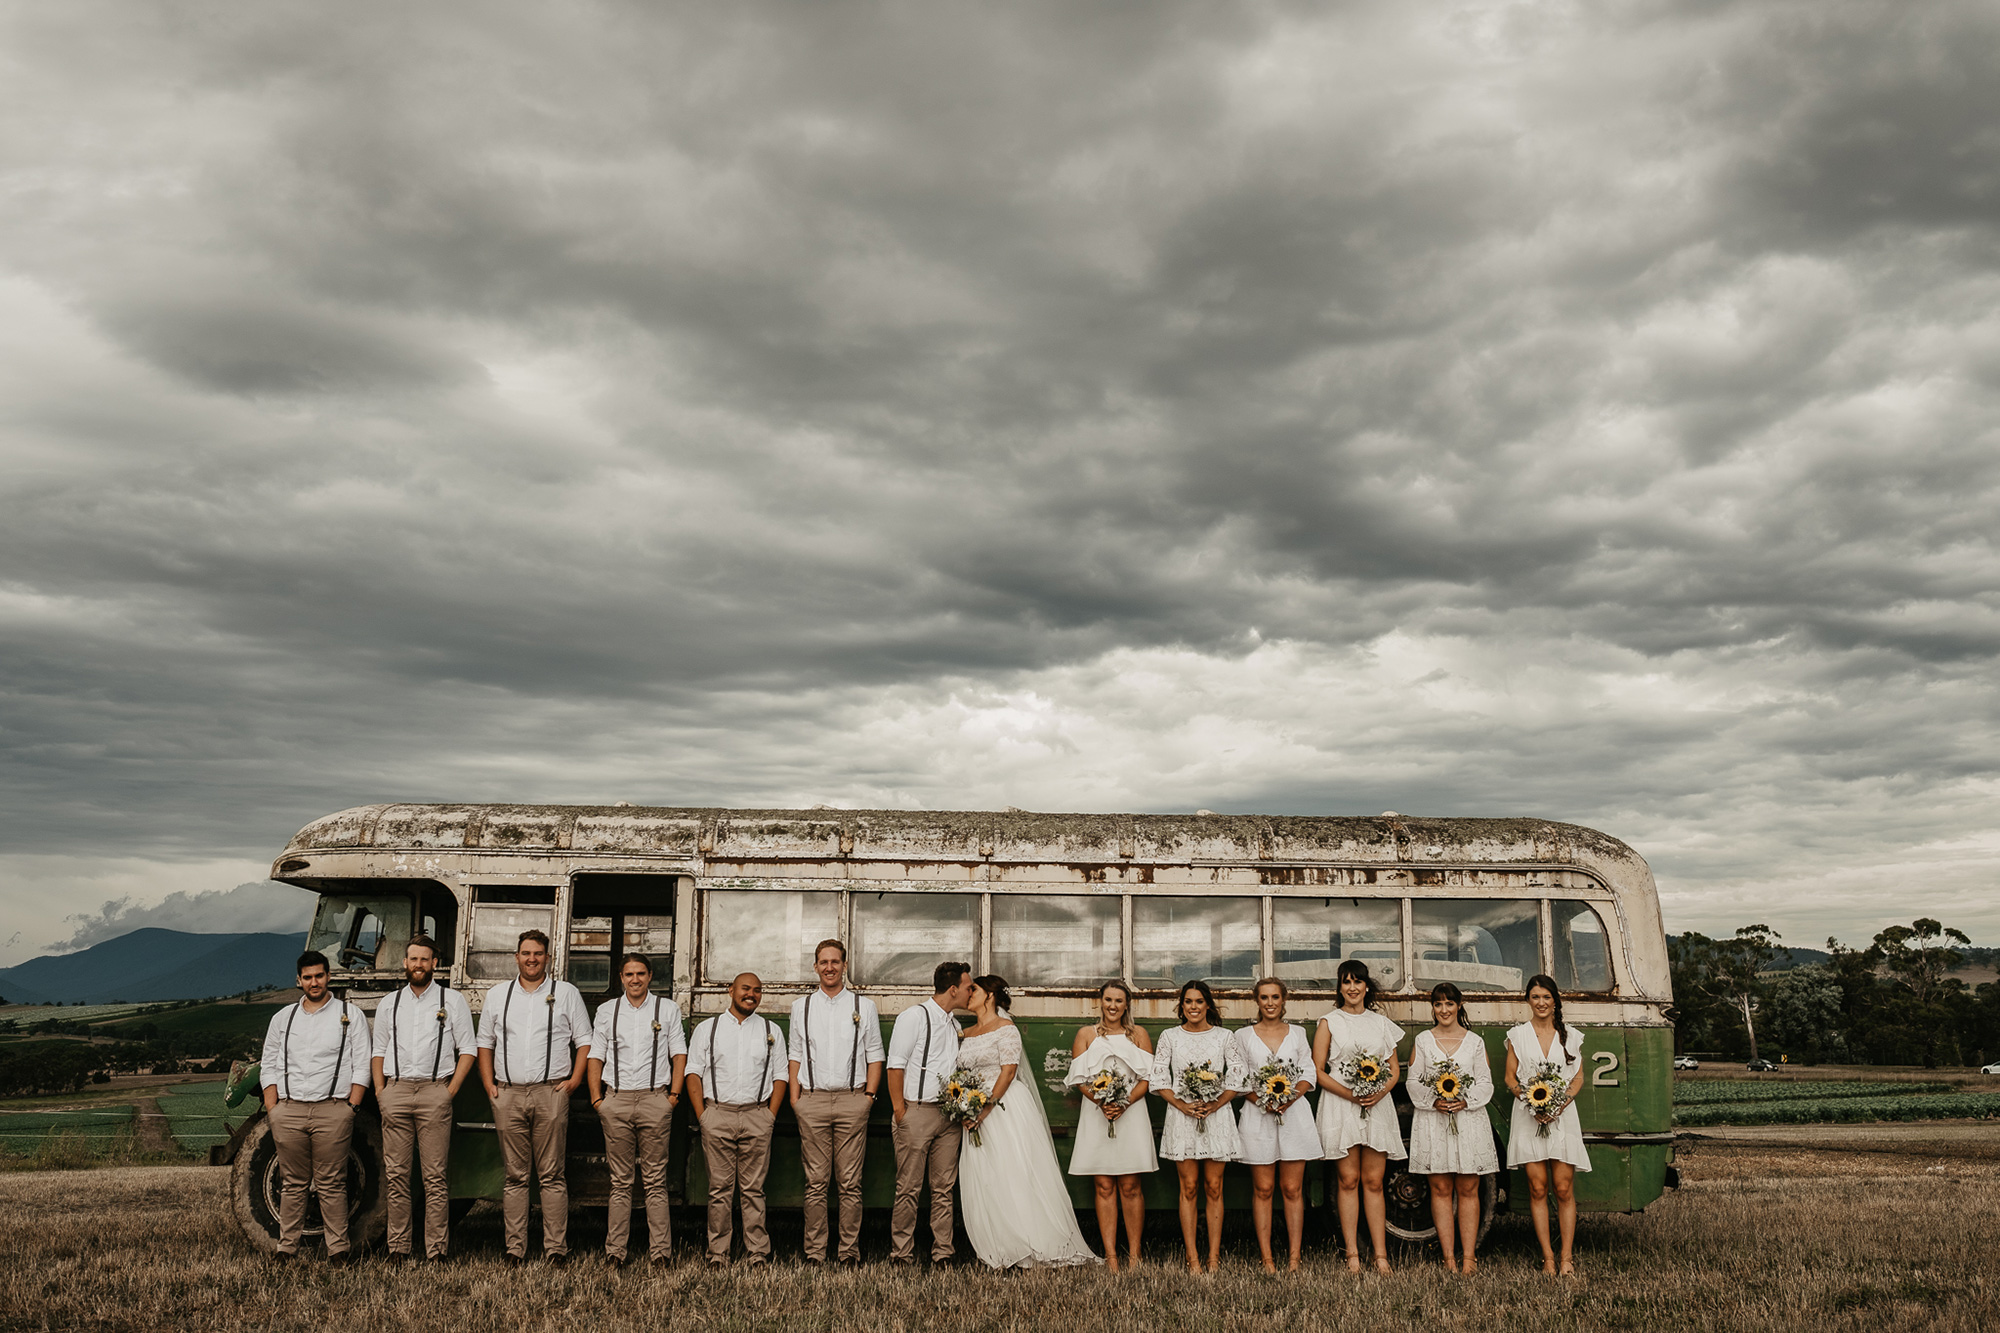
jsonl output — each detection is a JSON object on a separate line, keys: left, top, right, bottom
{"left": 685, "top": 972, "right": 787, "bottom": 1266}
{"left": 259, "top": 951, "right": 371, "bottom": 1262}
{"left": 477, "top": 929, "right": 593, "bottom": 1264}
{"left": 787, "top": 939, "right": 883, "bottom": 1265}
{"left": 886, "top": 961, "right": 973, "bottom": 1265}
{"left": 586, "top": 953, "right": 686, "bottom": 1267}
{"left": 370, "top": 934, "right": 475, "bottom": 1262}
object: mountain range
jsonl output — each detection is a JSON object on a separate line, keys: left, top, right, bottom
{"left": 0, "top": 928, "right": 309, "bottom": 1005}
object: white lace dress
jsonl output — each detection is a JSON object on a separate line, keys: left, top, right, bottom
{"left": 1314, "top": 1007, "right": 1408, "bottom": 1161}
{"left": 1150, "top": 1026, "right": 1242, "bottom": 1162}
{"left": 1064, "top": 1032, "right": 1159, "bottom": 1176}
{"left": 1406, "top": 1029, "right": 1499, "bottom": 1176}
{"left": 956, "top": 1022, "right": 1100, "bottom": 1269}
{"left": 1504, "top": 1023, "right": 1592, "bottom": 1171}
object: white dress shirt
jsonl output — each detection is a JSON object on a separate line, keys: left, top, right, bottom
{"left": 688, "top": 1011, "right": 786, "bottom": 1105}
{"left": 591, "top": 994, "right": 688, "bottom": 1091}
{"left": 372, "top": 982, "right": 476, "bottom": 1082}
{"left": 886, "top": 999, "right": 961, "bottom": 1104}
{"left": 477, "top": 977, "right": 593, "bottom": 1085}
{"left": 786, "top": 986, "right": 884, "bottom": 1091}
{"left": 261, "top": 998, "right": 372, "bottom": 1101}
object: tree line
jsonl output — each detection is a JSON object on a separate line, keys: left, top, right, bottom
{"left": 1671, "top": 919, "right": 2000, "bottom": 1067}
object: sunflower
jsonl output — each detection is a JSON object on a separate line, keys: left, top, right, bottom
{"left": 1354, "top": 1056, "right": 1384, "bottom": 1083}
{"left": 1089, "top": 1071, "right": 1116, "bottom": 1095}
{"left": 1528, "top": 1082, "right": 1554, "bottom": 1107}
{"left": 1264, "top": 1073, "right": 1296, "bottom": 1099}
{"left": 1435, "top": 1072, "right": 1461, "bottom": 1100}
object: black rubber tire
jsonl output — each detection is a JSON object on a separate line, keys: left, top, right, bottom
{"left": 229, "top": 1110, "right": 387, "bottom": 1254}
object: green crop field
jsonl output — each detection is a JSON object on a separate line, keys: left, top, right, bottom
{"left": 1674, "top": 1090, "right": 2000, "bottom": 1127}
{"left": 0, "top": 1004, "right": 149, "bottom": 1025}
{"left": 95, "top": 1001, "right": 288, "bottom": 1042}
{"left": 157, "top": 1087, "right": 232, "bottom": 1153}
{"left": 1672, "top": 1079, "right": 1953, "bottom": 1106}
{"left": 0, "top": 1105, "right": 136, "bottom": 1155}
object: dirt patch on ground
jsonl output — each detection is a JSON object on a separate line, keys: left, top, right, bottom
{"left": 128, "top": 1098, "right": 175, "bottom": 1154}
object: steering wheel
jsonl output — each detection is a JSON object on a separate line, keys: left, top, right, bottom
{"left": 339, "top": 946, "right": 373, "bottom": 969}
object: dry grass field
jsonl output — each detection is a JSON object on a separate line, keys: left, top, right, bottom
{"left": 2, "top": 1132, "right": 1996, "bottom": 1333}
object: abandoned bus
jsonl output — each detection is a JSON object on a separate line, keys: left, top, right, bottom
{"left": 218, "top": 805, "right": 1675, "bottom": 1252}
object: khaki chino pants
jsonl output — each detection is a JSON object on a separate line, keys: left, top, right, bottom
{"left": 269, "top": 1098, "right": 354, "bottom": 1256}
{"left": 890, "top": 1102, "right": 960, "bottom": 1261}
{"left": 794, "top": 1089, "right": 872, "bottom": 1261}
{"left": 378, "top": 1080, "right": 454, "bottom": 1258}
{"left": 598, "top": 1089, "right": 673, "bottom": 1261}
{"left": 494, "top": 1081, "right": 571, "bottom": 1257}
{"left": 698, "top": 1102, "right": 776, "bottom": 1263}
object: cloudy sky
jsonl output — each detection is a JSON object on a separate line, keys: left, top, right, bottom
{"left": 3, "top": 0, "right": 1997, "bottom": 965}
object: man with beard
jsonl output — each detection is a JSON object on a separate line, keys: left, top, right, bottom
{"left": 477, "top": 929, "right": 593, "bottom": 1265}
{"left": 370, "top": 933, "right": 475, "bottom": 1262}
{"left": 259, "top": 951, "right": 371, "bottom": 1263}
{"left": 685, "top": 972, "right": 786, "bottom": 1266}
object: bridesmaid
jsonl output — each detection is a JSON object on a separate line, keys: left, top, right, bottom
{"left": 1312, "top": 959, "right": 1407, "bottom": 1273}
{"left": 1232, "top": 977, "right": 1321, "bottom": 1274}
{"left": 1066, "top": 980, "right": 1158, "bottom": 1271}
{"left": 1406, "top": 982, "right": 1498, "bottom": 1273}
{"left": 1151, "top": 978, "right": 1241, "bottom": 1274}
{"left": 1503, "top": 974, "right": 1591, "bottom": 1276}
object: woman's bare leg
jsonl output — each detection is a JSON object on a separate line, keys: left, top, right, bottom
{"left": 1455, "top": 1174, "right": 1482, "bottom": 1272}
{"left": 1250, "top": 1164, "right": 1278, "bottom": 1272}
{"left": 1553, "top": 1162, "right": 1577, "bottom": 1275}
{"left": 1334, "top": 1152, "right": 1363, "bottom": 1270}
{"left": 1203, "top": 1161, "right": 1227, "bottom": 1271}
{"left": 1176, "top": 1160, "right": 1203, "bottom": 1271}
{"left": 1428, "top": 1174, "right": 1458, "bottom": 1271}
{"left": 1119, "top": 1175, "right": 1145, "bottom": 1267}
{"left": 1279, "top": 1161, "right": 1306, "bottom": 1272}
{"left": 1092, "top": 1175, "right": 1120, "bottom": 1271}
{"left": 1524, "top": 1161, "right": 1556, "bottom": 1273}
{"left": 1360, "top": 1148, "right": 1390, "bottom": 1272}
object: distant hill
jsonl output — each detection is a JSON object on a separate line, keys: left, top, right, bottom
{"left": 0, "top": 929, "right": 308, "bottom": 1005}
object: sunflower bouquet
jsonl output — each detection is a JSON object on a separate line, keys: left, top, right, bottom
{"left": 1084, "top": 1066, "right": 1133, "bottom": 1138}
{"left": 1419, "top": 1056, "right": 1473, "bottom": 1135}
{"left": 1178, "top": 1060, "right": 1225, "bottom": 1135}
{"left": 939, "top": 1066, "right": 995, "bottom": 1147}
{"left": 1518, "top": 1059, "right": 1571, "bottom": 1137}
{"left": 1336, "top": 1050, "right": 1393, "bottom": 1121}
{"left": 1249, "top": 1059, "right": 1308, "bottom": 1116}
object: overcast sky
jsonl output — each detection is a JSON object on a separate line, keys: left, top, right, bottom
{"left": 3, "top": 1, "right": 1997, "bottom": 966}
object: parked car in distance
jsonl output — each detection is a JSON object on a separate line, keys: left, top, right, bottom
{"left": 1745, "top": 1058, "right": 1778, "bottom": 1072}
{"left": 1673, "top": 1055, "right": 1700, "bottom": 1070}
{"left": 1981, "top": 1061, "right": 2000, "bottom": 1075}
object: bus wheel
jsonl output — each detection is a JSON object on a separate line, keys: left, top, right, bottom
{"left": 1382, "top": 1162, "right": 1499, "bottom": 1251}
{"left": 229, "top": 1111, "right": 388, "bottom": 1254}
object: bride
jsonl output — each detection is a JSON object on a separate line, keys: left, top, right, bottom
{"left": 956, "top": 974, "right": 1100, "bottom": 1269}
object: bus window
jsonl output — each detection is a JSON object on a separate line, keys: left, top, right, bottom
{"left": 1132, "top": 896, "right": 1260, "bottom": 991}
{"left": 852, "top": 893, "right": 980, "bottom": 986}
{"left": 1553, "top": 900, "right": 1614, "bottom": 992}
{"left": 307, "top": 893, "right": 414, "bottom": 972}
{"left": 1273, "top": 898, "right": 1403, "bottom": 991}
{"left": 991, "top": 895, "right": 1121, "bottom": 987}
{"left": 568, "top": 916, "right": 613, "bottom": 994}
{"left": 466, "top": 886, "right": 557, "bottom": 981}
{"left": 703, "top": 890, "right": 839, "bottom": 984}
{"left": 1411, "top": 899, "right": 1539, "bottom": 992}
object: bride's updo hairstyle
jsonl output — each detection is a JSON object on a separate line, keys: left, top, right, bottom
{"left": 973, "top": 974, "right": 1013, "bottom": 1012}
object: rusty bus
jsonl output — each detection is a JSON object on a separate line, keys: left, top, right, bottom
{"left": 217, "top": 805, "right": 1676, "bottom": 1252}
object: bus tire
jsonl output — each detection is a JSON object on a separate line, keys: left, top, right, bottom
{"left": 230, "top": 1110, "right": 388, "bottom": 1255}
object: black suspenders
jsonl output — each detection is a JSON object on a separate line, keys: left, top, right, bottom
{"left": 431, "top": 989, "right": 448, "bottom": 1081}
{"left": 650, "top": 997, "right": 662, "bottom": 1090}
{"left": 541, "top": 992, "right": 556, "bottom": 1083}
{"left": 498, "top": 983, "right": 514, "bottom": 1084}
{"left": 609, "top": 997, "right": 666, "bottom": 1093}
{"left": 390, "top": 990, "right": 402, "bottom": 1080}
{"left": 707, "top": 1014, "right": 776, "bottom": 1104}
{"left": 803, "top": 991, "right": 865, "bottom": 1091}
{"left": 916, "top": 1005, "right": 934, "bottom": 1101}
{"left": 610, "top": 998, "right": 620, "bottom": 1091}
{"left": 279, "top": 1000, "right": 348, "bottom": 1101}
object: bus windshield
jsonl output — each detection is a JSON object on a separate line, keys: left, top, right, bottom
{"left": 306, "top": 892, "right": 415, "bottom": 972}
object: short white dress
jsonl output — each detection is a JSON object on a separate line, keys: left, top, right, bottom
{"left": 1315, "top": 1007, "right": 1408, "bottom": 1160}
{"left": 1504, "top": 1023, "right": 1592, "bottom": 1171}
{"left": 1406, "top": 1029, "right": 1499, "bottom": 1176}
{"left": 1065, "top": 1031, "right": 1159, "bottom": 1176}
{"left": 1231, "top": 1024, "right": 1322, "bottom": 1165}
{"left": 1150, "top": 1025, "right": 1242, "bottom": 1162}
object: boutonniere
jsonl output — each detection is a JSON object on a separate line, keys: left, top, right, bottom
{"left": 436, "top": 1010, "right": 447, "bottom": 1023}
{"left": 851, "top": 1009, "right": 861, "bottom": 1028}
{"left": 339, "top": 1009, "right": 350, "bottom": 1026}
{"left": 766, "top": 1030, "right": 778, "bottom": 1048}
{"left": 652, "top": 1019, "right": 662, "bottom": 1033}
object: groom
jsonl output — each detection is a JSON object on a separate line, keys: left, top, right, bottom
{"left": 885, "top": 960, "right": 974, "bottom": 1266}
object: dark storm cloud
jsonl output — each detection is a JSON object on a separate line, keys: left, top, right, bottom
{"left": 2, "top": 0, "right": 1999, "bottom": 956}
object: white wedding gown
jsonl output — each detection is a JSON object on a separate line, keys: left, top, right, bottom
{"left": 955, "top": 1021, "right": 1100, "bottom": 1269}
